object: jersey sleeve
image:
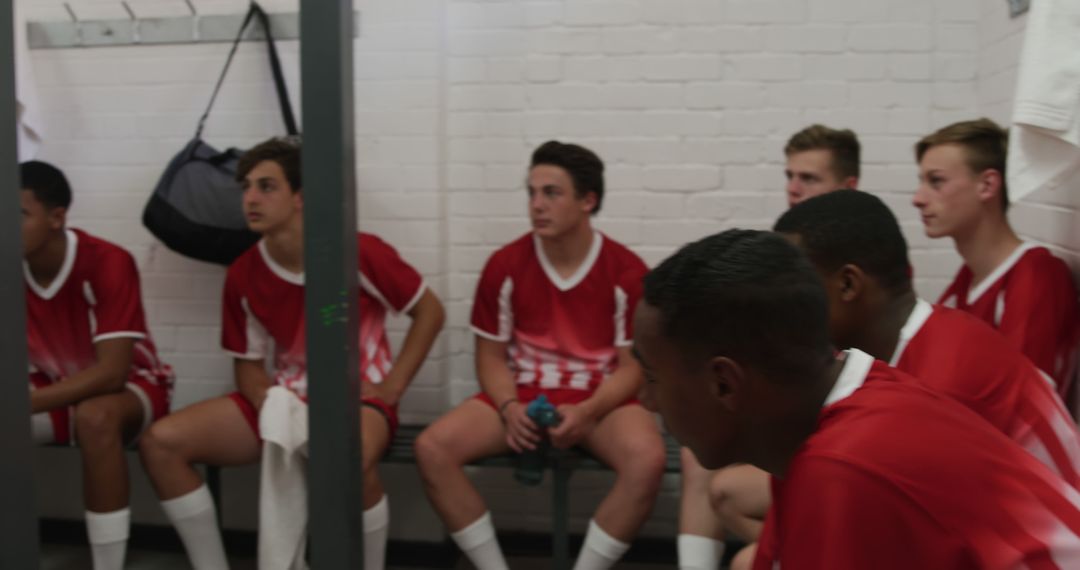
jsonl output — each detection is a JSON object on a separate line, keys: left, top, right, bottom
{"left": 999, "top": 257, "right": 1080, "bottom": 384}
{"left": 471, "top": 251, "right": 512, "bottom": 342}
{"left": 221, "top": 267, "right": 269, "bottom": 360}
{"left": 614, "top": 256, "right": 648, "bottom": 347}
{"left": 773, "top": 456, "right": 974, "bottom": 570}
{"left": 89, "top": 249, "right": 148, "bottom": 342}
{"left": 359, "top": 234, "right": 426, "bottom": 315}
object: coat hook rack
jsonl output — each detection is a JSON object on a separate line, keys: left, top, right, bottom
{"left": 27, "top": 1, "right": 359, "bottom": 49}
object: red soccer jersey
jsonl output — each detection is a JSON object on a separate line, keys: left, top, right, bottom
{"left": 939, "top": 244, "right": 1080, "bottom": 397}
{"left": 221, "top": 233, "right": 425, "bottom": 399}
{"left": 753, "top": 350, "right": 1080, "bottom": 570}
{"left": 470, "top": 231, "right": 647, "bottom": 391}
{"left": 890, "top": 299, "right": 1080, "bottom": 487}
{"left": 25, "top": 229, "right": 173, "bottom": 392}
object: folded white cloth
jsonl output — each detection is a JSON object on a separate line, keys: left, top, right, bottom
{"left": 1007, "top": 0, "right": 1080, "bottom": 203}
{"left": 259, "top": 386, "right": 310, "bottom": 570}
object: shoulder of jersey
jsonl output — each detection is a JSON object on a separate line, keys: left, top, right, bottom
{"left": 597, "top": 233, "right": 647, "bottom": 269}
{"left": 1018, "top": 246, "right": 1072, "bottom": 278}
{"left": 227, "top": 240, "right": 263, "bottom": 273}
{"left": 488, "top": 232, "right": 535, "bottom": 265}
{"left": 75, "top": 229, "right": 135, "bottom": 265}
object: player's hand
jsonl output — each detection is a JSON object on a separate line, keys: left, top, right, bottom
{"left": 361, "top": 381, "right": 402, "bottom": 407}
{"left": 501, "top": 401, "right": 541, "bottom": 453}
{"left": 548, "top": 404, "right": 597, "bottom": 450}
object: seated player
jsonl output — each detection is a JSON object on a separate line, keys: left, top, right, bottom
{"left": 676, "top": 122, "right": 864, "bottom": 570}
{"left": 635, "top": 229, "right": 1080, "bottom": 569}
{"left": 20, "top": 160, "right": 174, "bottom": 570}
{"left": 138, "top": 137, "right": 445, "bottom": 570}
{"left": 711, "top": 189, "right": 1080, "bottom": 567}
{"left": 915, "top": 119, "right": 1080, "bottom": 400}
{"left": 782, "top": 124, "right": 860, "bottom": 207}
{"left": 414, "top": 141, "right": 666, "bottom": 570}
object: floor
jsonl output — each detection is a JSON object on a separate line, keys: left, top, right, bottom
{"left": 40, "top": 543, "right": 681, "bottom": 569}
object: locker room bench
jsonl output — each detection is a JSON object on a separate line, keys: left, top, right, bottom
{"left": 383, "top": 424, "right": 683, "bottom": 570}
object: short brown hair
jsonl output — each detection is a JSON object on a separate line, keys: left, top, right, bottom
{"left": 784, "top": 124, "right": 861, "bottom": 181}
{"left": 237, "top": 136, "right": 302, "bottom": 192}
{"left": 915, "top": 118, "right": 1009, "bottom": 210}
{"left": 530, "top": 140, "right": 605, "bottom": 215}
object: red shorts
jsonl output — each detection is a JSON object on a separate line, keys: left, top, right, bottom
{"left": 474, "top": 385, "right": 640, "bottom": 412}
{"left": 228, "top": 391, "right": 399, "bottom": 442}
{"left": 30, "top": 372, "right": 171, "bottom": 446}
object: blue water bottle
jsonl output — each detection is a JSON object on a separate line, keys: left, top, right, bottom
{"left": 514, "top": 395, "right": 561, "bottom": 486}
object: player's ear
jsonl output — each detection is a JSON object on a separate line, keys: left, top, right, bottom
{"left": 976, "top": 169, "right": 1003, "bottom": 206}
{"left": 837, "top": 264, "right": 865, "bottom": 303}
{"left": 707, "top": 356, "right": 742, "bottom": 413}
{"left": 47, "top": 206, "right": 67, "bottom": 231}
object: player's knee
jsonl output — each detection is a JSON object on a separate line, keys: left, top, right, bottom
{"left": 414, "top": 426, "right": 454, "bottom": 472}
{"left": 708, "top": 471, "right": 730, "bottom": 513}
{"left": 730, "top": 543, "right": 757, "bottom": 570}
{"left": 709, "top": 470, "right": 746, "bottom": 519}
{"left": 73, "top": 400, "right": 122, "bottom": 445}
{"left": 618, "top": 438, "right": 666, "bottom": 491}
{"left": 138, "top": 419, "right": 185, "bottom": 462}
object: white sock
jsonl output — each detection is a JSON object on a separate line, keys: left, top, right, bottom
{"left": 678, "top": 533, "right": 725, "bottom": 570}
{"left": 86, "top": 508, "right": 129, "bottom": 570}
{"left": 160, "top": 484, "right": 229, "bottom": 570}
{"left": 31, "top": 412, "right": 55, "bottom": 444}
{"left": 449, "top": 511, "right": 508, "bottom": 570}
{"left": 572, "top": 519, "right": 631, "bottom": 570}
{"left": 364, "top": 495, "right": 390, "bottom": 570}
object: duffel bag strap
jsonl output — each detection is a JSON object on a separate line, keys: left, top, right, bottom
{"left": 195, "top": 2, "right": 299, "bottom": 139}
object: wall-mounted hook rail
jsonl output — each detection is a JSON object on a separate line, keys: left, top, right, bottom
{"left": 26, "top": 4, "right": 360, "bottom": 49}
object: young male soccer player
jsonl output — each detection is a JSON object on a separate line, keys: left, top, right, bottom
{"left": 915, "top": 119, "right": 1080, "bottom": 398}
{"left": 138, "top": 137, "right": 445, "bottom": 570}
{"left": 782, "top": 124, "right": 860, "bottom": 208}
{"left": 21, "top": 160, "right": 174, "bottom": 570}
{"left": 710, "top": 190, "right": 1080, "bottom": 567}
{"left": 414, "top": 141, "right": 666, "bottom": 570}
{"left": 776, "top": 190, "right": 1080, "bottom": 484}
{"left": 675, "top": 123, "right": 864, "bottom": 570}
{"left": 635, "top": 229, "right": 1080, "bottom": 569}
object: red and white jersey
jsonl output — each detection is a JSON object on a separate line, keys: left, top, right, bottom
{"left": 25, "top": 229, "right": 173, "bottom": 392}
{"left": 471, "top": 231, "right": 647, "bottom": 392}
{"left": 939, "top": 243, "right": 1080, "bottom": 397}
{"left": 890, "top": 299, "right": 1080, "bottom": 486}
{"left": 753, "top": 350, "right": 1080, "bottom": 570}
{"left": 221, "top": 232, "right": 425, "bottom": 399}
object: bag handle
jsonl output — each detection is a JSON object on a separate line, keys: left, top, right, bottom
{"left": 195, "top": 2, "right": 299, "bottom": 139}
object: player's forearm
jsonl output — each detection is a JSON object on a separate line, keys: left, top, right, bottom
{"left": 382, "top": 290, "right": 445, "bottom": 400}
{"left": 580, "top": 363, "right": 642, "bottom": 420}
{"left": 29, "top": 365, "right": 127, "bottom": 414}
{"left": 476, "top": 351, "right": 519, "bottom": 407}
{"left": 234, "top": 360, "right": 273, "bottom": 410}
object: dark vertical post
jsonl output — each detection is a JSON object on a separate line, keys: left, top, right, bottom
{"left": 300, "top": 0, "right": 361, "bottom": 567}
{"left": 0, "top": 3, "right": 40, "bottom": 569}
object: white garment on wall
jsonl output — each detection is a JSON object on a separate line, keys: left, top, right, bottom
{"left": 259, "top": 386, "right": 310, "bottom": 570}
{"left": 1007, "top": 0, "right": 1080, "bottom": 203}
{"left": 14, "top": 1, "right": 42, "bottom": 160}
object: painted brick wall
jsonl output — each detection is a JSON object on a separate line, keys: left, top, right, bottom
{"left": 22, "top": 0, "right": 987, "bottom": 541}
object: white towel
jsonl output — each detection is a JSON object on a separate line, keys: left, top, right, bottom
{"left": 258, "top": 386, "right": 310, "bottom": 570}
{"left": 1007, "top": 0, "right": 1080, "bottom": 203}
{"left": 14, "top": 2, "right": 42, "bottom": 160}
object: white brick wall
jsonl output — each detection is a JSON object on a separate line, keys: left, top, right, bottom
{"left": 23, "top": 0, "right": 998, "bottom": 542}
